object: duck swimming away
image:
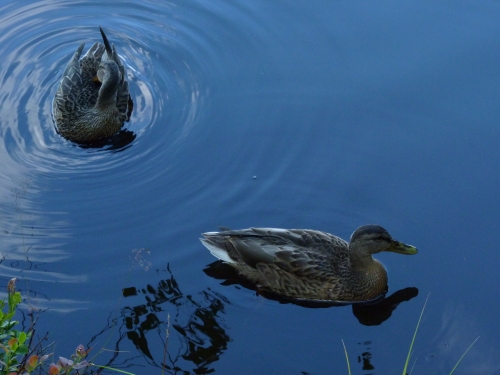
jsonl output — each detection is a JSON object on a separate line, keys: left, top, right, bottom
{"left": 200, "top": 225, "right": 417, "bottom": 302}
{"left": 53, "top": 27, "right": 131, "bottom": 142}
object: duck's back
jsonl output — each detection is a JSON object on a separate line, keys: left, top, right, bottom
{"left": 76, "top": 42, "right": 105, "bottom": 109}
{"left": 201, "top": 227, "right": 358, "bottom": 300}
{"left": 53, "top": 42, "right": 105, "bottom": 124}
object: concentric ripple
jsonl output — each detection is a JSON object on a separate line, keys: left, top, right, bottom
{"left": 0, "top": 0, "right": 214, "bottom": 177}
{"left": 0, "top": 0, "right": 257, "bottom": 295}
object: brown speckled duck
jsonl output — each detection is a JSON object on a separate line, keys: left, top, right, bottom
{"left": 200, "top": 225, "right": 417, "bottom": 302}
{"left": 53, "top": 27, "right": 130, "bottom": 142}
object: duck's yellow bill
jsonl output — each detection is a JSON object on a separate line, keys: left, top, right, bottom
{"left": 388, "top": 241, "right": 418, "bottom": 255}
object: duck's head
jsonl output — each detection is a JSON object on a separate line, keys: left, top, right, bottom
{"left": 96, "top": 60, "right": 122, "bottom": 86}
{"left": 349, "top": 225, "right": 418, "bottom": 256}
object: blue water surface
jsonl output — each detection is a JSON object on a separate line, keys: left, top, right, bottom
{"left": 0, "top": 1, "right": 499, "bottom": 374}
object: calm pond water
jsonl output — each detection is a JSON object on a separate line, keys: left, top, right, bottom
{"left": 1, "top": 1, "right": 499, "bottom": 374}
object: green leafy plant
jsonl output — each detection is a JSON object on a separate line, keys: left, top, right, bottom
{"left": 0, "top": 278, "right": 32, "bottom": 374}
{"left": 0, "top": 279, "right": 134, "bottom": 375}
{"left": 0, "top": 278, "right": 51, "bottom": 375}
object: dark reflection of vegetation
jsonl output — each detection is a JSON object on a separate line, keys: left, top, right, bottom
{"left": 203, "top": 261, "right": 418, "bottom": 326}
{"left": 90, "top": 264, "right": 230, "bottom": 374}
{"left": 358, "top": 342, "right": 375, "bottom": 372}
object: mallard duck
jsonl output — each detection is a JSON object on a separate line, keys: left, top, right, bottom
{"left": 53, "top": 27, "right": 130, "bottom": 142}
{"left": 200, "top": 225, "right": 417, "bottom": 302}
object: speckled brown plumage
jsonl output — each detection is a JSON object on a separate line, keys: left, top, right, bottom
{"left": 200, "top": 225, "right": 417, "bottom": 302}
{"left": 53, "top": 27, "right": 130, "bottom": 143}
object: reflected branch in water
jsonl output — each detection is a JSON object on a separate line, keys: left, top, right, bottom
{"left": 203, "top": 260, "right": 418, "bottom": 326}
{"left": 87, "top": 264, "right": 231, "bottom": 374}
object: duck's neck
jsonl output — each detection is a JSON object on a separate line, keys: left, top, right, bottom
{"left": 347, "top": 247, "right": 388, "bottom": 300}
{"left": 349, "top": 250, "right": 376, "bottom": 270}
{"left": 95, "top": 78, "right": 118, "bottom": 110}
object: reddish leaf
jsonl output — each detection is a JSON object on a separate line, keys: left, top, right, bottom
{"left": 7, "top": 337, "right": 17, "bottom": 348}
{"left": 49, "top": 363, "right": 61, "bottom": 375}
{"left": 28, "top": 354, "right": 39, "bottom": 366}
{"left": 25, "top": 354, "right": 39, "bottom": 371}
{"left": 7, "top": 277, "right": 17, "bottom": 294}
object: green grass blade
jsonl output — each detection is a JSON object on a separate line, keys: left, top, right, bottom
{"left": 448, "top": 336, "right": 480, "bottom": 375}
{"left": 402, "top": 293, "right": 429, "bottom": 375}
{"left": 341, "top": 339, "right": 351, "bottom": 375}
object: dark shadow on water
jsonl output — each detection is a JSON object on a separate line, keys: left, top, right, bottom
{"left": 203, "top": 260, "right": 419, "bottom": 326}
{"left": 351, "top": 287, "right": 419, "bottom": 326}
{"left": 76, "top": 129, "right": 136, "bottom": 151}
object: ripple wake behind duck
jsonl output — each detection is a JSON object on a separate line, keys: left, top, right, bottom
{"left": 53, "top": 27, "right": 131, "bottom": 143}
{"left": 200, "top": 225, "right": 417, "bottom": 302}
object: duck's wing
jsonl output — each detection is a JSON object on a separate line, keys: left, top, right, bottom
{"left": 80, "top": 41, "right": 105, "bottom": 81}
{"left": 54, "top": 43, "right": 91, "bottom": 120}
{"left": 55, "top": 40, "right": 105, "bottom": 114}
{"left": 202, "top": 227, "right": 349, "bottom": 281}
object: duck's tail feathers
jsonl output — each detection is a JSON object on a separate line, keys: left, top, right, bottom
{"left": 99, "top": 26, "right": 113, "bottom": 57}
{"left": 200, "top": 237, "right": 235, "bottom": 264}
